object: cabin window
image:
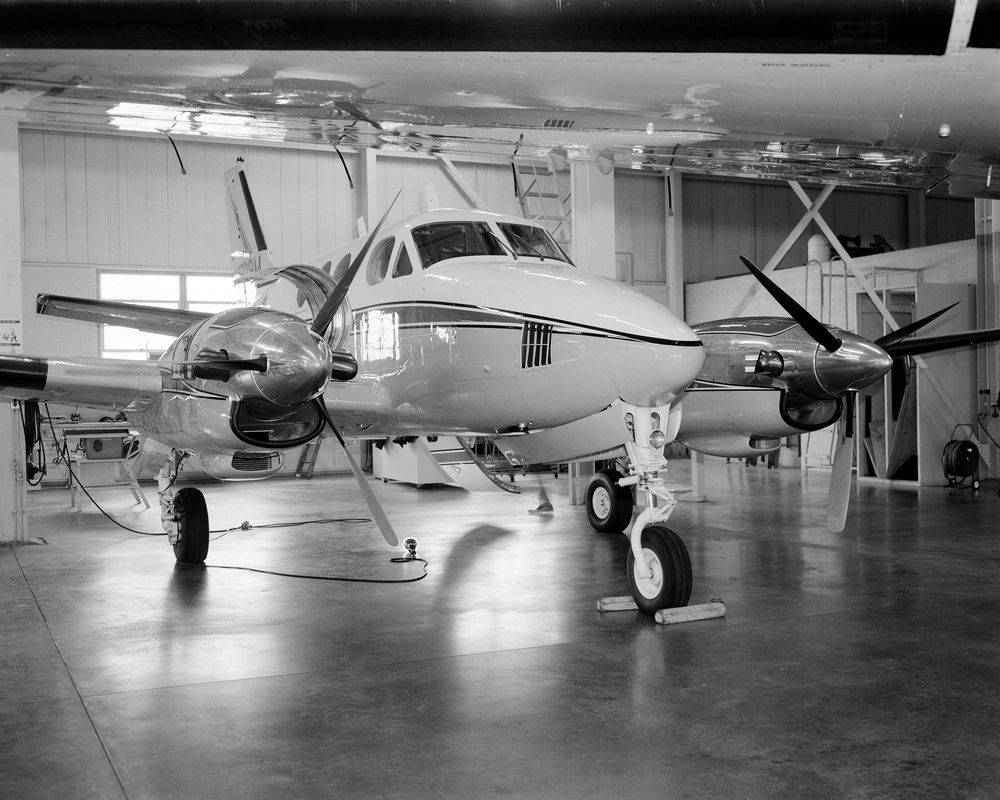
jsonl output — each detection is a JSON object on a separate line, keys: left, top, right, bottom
{"left": 392, "top": 245, "right": 413, "bottom": 278}
{"left": 366, "top": 238, "right": 395, "bottom": 286}
{"left": 499, "top": 223, "right": 571, "bottom": 263}
{"left": 412, "top": 222, "right": 504, "bottom": 269}
{"left": 331, "top": 253, "right": 352, "bottom": 283}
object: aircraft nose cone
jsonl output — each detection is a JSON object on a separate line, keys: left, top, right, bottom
{"left": 242, "top": 323, "right": 333, "bottom": 405}
{"left": 815, "top": 336, "right": 893, "bottom": 395}
{"left": 606, "top": 302, "right": 705, "bottom": 406}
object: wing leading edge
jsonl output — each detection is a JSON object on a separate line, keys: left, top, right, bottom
{"left": 37, "top": 294, "right": 210, "bottom": 336}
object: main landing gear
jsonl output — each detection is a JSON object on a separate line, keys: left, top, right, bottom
{"left": 587, "top": 404, "right": 693, "bottom": 616}
{"left": 157, "top": 452, "right": 210, "bottom": 565}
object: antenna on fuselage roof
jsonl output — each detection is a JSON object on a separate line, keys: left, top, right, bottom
{"left": 225, "top": 158, "right": 276, "bottom": 285}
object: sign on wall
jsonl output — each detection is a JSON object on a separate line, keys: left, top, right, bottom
{"left": 0, "top": 319, "right": 22, "bottom": 353}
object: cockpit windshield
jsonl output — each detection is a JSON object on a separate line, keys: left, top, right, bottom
{"left": 412, "top": 222, "right": 505, "bottom": 269}
{"left": 499, "top": 223, "right": 571, "bottom": 263}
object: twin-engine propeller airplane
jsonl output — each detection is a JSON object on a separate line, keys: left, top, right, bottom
{"left": 0, "top": 162, "right": 704, "bottom": 613}
{"left": 497, "top": 255, "right": 1000, "bottom": 544}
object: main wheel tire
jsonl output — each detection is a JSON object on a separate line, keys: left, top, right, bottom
{"left": 586, "top": 469, "right": 634, "bottom": 533}
{"left": 172, "top": 487, "right": 209, "bottom": 565}
{"left": 626, "top": 525, "right": 692, "bottom": 614}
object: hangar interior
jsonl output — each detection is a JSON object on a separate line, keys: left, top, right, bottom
{"left": 2, "top": 4, "right": 1000, "bottom": 795}
{"left": 1, "top": 117, "right": 998, "bottom": 800}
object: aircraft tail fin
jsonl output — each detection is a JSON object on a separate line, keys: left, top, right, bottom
{"left": 225, "top": 159, "right": 276, "bottom": 283}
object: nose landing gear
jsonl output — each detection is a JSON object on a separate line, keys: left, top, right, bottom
{"left": 626, "top": 525, "right": 692, "bottom": 614}
{"left": 588, "top": 403, "right": 694, "bottom": 616}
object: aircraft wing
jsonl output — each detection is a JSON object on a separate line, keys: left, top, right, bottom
{"left": 0, "top": 353, "right": 164, "bottom": 411}
{"left": 37, "top": 294, "right": 210, "bottom": 336}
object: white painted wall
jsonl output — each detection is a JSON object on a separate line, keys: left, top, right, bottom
{"left": 686, "top": 239, "right": 977, "bottom": 328}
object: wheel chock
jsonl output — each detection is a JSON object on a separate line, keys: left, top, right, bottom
{"left": 654, "top": 601, "right": 726, "bottom": 625}
{"left": 596, "top": 597, "right": 727, "bottom": 624}
{"left": 597, "top": 595, "right": 638, "bottom": 612}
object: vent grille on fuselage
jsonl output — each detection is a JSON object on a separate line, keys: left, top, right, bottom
{"left": 232, "top": 452, "right": 279, "bottom": 472}
{"left": 521, "top": 322, "right": 553, "bottom": 369}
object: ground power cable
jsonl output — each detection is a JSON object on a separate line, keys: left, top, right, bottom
{"left": 40, "top": 406, "right": 429, "bottom": 584}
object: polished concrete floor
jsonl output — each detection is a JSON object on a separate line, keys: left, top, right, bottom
{"left": 2, "top": 458, "right": 998, "bottom": 799}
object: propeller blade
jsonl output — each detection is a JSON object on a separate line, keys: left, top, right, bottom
{"left": 883, "top": 326, "right": 1000, "bottom": 359}
{"left": 314, "top": 399, "right": 399, "bottom": 547}
{"left": 739, "top": 256, "right": 843, "bottom": 353}
{"left": 311, "top": 190, "right": 402, "bottom": 336}
{"left": 827, "top": 393, "right": 855, "bottom": 533}
{"left": 874, "top": 302, "right": 959, "bottom": 349}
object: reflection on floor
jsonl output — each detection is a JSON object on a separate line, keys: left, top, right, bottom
{"left": 3, "top": 458, "right": 998, "bottom": 799}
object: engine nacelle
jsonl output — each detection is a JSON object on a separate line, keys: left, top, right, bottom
{"left": 694, "top": 318, "right": 892, "bottom": 400}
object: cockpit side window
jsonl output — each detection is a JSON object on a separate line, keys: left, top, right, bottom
{"left": 392, "top": 245, "right": 413, "bottom": 278}
{"left": 366, "top": 238, "right": 395, "bottom": 286}
{"left": 412, "top": 222, "right": 504, "bottom": 269}
{"left": 499, "top": 223, "right": 571, "bottom": 263}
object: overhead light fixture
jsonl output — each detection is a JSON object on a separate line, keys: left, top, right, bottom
{"left": 548, "top": 146, "right": 570, "bottom": 172}
{"left": 596, "top": 151, "right": 615, "bottom": 175}
{"left": 939, "top": 123, "right": 951, "bottom": 138}
{"left": 108, "top": 102, "right": 286, "bottom": 141}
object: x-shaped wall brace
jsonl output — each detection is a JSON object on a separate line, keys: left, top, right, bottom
{"left": 729, "top": 180, "right": 898, "bottom": 332}
{"left": 728, "top": 178, "right": 984, "bottom": 478}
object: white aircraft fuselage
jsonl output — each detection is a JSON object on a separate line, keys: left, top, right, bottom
{"left": 286, "top": 210, "right": 702, "bottom": 431}
{"left": 100, "top": 209, "right": 705, "bottom": 476}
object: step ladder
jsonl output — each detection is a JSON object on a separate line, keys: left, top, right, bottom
{"left": 513, "top": 161, "right": 572, "bottom": 249}
{"left": 455, "top": 437, "right": 521, "bottom": 494}
{"left": 295, "top": 436, "right": 324, "bottom": 479}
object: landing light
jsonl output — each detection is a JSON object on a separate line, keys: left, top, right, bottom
{"left": 648, "top": 430, "right": 666, "bottom": 449}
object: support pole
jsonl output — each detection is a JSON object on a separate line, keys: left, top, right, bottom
{"left": 0, "top": 118, "right": 26, "bottom": 544}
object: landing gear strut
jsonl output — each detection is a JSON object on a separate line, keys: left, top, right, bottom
{"left": 588, "top": 403, "right": 693, "bottom": 615}
{"left": 158, "top": 452, "right": 210, "bottom": 565}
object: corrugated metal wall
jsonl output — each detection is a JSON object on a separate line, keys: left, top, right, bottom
{"left": 681, "top": 175, "right": 974, "bottom": 283}
{"left": 20, "top": 130, "right": 520, "bottom": 273}
{"left": 614, "top": 171, "right": 665, "bottom": 283}
{"left": 20, "top": 131, "right": 359, "bottom": 269}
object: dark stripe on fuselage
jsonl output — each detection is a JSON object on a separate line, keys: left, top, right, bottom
{"left": 352, "top": 301, "right": 702, "bottom": 348}
{"left": 0, "top": 356, "right": 49, "bottom": 391}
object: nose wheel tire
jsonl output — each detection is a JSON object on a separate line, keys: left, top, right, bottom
{"left": 172, "top": 487, "right": 210, "bottom": 565}
{"left": 586, "top": 468, "right": 634, "bottom": 533}
{"left": 626, "top": 525, "right": 692, "bottom": 614}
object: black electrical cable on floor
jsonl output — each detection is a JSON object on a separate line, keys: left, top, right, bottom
{"left": 39, "top": 406, "right": 429, "bottom": 583}
{"left": 204, "top": 555, "right": 429, "bottom": 583}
